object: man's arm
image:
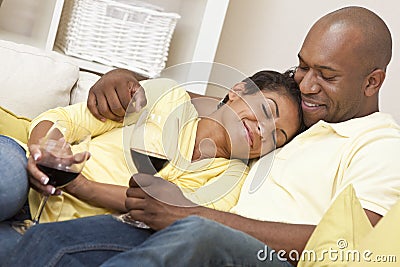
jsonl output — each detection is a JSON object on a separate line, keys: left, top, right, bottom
{"left": 126, "top": 174, "right": 315, "bottom": 257}
{"left": 126, "top": 173, "right": 382, "bottom": 260}
{"left": 194, "top": 206, "right": 315, "bottom": 256}
{"left": 87, "top": 68, "right": 218, "bottom": 121}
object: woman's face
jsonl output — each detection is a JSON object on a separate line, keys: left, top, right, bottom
{"left": 222, "top": 89, "right": 300, "bottom": 159}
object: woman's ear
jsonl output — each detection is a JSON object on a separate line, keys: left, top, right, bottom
{"left": 228, "top": 82, "right": 247, "bottom": 102}
{"left": 364, "top": 69, "right": 385, "bottom": 97}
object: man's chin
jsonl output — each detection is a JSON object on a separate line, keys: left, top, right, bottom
{"left": 303, "top": 116, "right": 323, "bottom": 127}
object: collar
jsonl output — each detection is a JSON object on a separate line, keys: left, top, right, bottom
{"left": 304, "top": 112, "right": 398, "bottom": 138}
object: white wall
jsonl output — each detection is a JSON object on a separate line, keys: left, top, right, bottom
{"left": 210, "top": 0, "right": 400, "bottom": 122}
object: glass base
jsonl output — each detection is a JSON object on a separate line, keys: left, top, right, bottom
{"left": 11, "top": 219, "right": 34, "bottom": 235}
{"left": 113, "top": 213, "right": 150, "bottom": 229}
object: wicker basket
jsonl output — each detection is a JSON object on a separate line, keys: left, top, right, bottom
{"left": 55, "top": 0, "right": 180, "bottom": 77}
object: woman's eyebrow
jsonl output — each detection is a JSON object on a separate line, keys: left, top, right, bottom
{"left": 269, "top": 98, "right": 279, "bottom": 117}
{"left": 262, "top": 103, "right": 271, "bottom": 119}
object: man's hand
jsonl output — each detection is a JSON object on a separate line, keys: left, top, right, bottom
{"left": 87, "top": 68, "right": 147, "bottom": 122}
{"left": 125, "top": 173, "right": 197, "bottom": 230}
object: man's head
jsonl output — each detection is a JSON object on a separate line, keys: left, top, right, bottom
{"left": 294, "top": 6, "right": 392, "bottom": 127}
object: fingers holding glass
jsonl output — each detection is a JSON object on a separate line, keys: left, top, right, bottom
{"left": 31, "top": 120, "right": 91, "bottom": 225}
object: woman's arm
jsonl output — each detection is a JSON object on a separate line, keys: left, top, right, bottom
{"left": 27, "top": 120, "right": 54, "bottom": 147}
{"left": 29, "top": 121, "right": 128, "bottom": 211}
{"left": 29, "top": 103, "right": 122, "bottom": 141}
{"left": 64, "top": 174, "right": 128, "bottom": 212}
{"left": 27, "top": 103, "right": 122, "bottom": 196}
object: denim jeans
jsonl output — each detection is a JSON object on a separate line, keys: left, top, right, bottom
{"left": 0, "top": 135, "right": 29, "bottom": 260}
{"left": 0, "top": 135, "right": 28, "bottom": 221}
{"left": 4, "top": 215, "right": 292, "bottom": 267}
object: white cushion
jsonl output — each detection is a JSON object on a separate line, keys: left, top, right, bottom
{"left": 70, "top": 71, "right": 101, "bottom": 105}
{"left": 0, "top": 40, "right": 79, "bottom": 118}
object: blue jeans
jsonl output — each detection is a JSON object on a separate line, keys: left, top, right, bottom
{"left": 0, "top": 135, "right": 28, "bottom": 221}
{"left": 0, "top": 135, "right": 29, "bottom": 260}
{"left": 4, "top": 215, "right": 292, "bottom": 267}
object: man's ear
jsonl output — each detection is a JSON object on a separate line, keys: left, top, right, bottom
{"left": 228, "top": 82, "right": 247, "bottom": 102}
{"left": 364, "top": 69, "right": 385, "bottom": 97}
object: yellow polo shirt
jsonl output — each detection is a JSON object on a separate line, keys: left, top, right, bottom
{"left": 28, "top": 78, "right": 247, "bottom": 222}
{"left": 231, "top": 112, "right": 400, "bottom": 225}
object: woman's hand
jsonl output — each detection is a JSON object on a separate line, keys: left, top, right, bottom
{"left": 28, "top": 140, "right": 90, "bottom": 196}
{"left": 27, "top": 144, "right": 62, "bottom": 196}
{"left": 87, "top": 68, "right": 147, "bottom": 122}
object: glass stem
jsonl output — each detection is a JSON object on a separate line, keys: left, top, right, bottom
{"left": 32, "top": 194, "right": 49, "bottom": 225}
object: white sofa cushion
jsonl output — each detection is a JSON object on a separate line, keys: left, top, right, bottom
{"left": 70, "top": 71, "right": 101, "bottom": 105}
{"left": 0, "top": 40, "right": 79, "bottom": 118}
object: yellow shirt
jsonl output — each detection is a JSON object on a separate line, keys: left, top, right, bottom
{"left": 28, "top": 78, "right": 248, "bottom": 222}
{"left": 231, "top": 112, "right": 400, "bottom": 225}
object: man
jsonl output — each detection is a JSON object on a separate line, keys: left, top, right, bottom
{"left": 4, "top": 6, "right": 400, "bottom": 266}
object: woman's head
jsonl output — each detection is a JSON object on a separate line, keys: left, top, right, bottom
{"left": 218, "top": 70, "right": 303, "bottom": 159}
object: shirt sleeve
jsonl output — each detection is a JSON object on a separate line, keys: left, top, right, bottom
{"left": 29, "top": 102, "right": 122, "bottom": 140}
{"left": 183, "top": 160, "right": 249, "bottom": 212}
{"left": 335, "top": 131, "right": 400, "bottom": 216}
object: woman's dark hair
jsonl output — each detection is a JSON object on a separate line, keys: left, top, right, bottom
{"left": 218, "top": 70, "right": 306, "bottom": 135}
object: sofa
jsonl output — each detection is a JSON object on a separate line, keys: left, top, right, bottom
{"left": 1, "top": 40, "right": 399, "bottom": 266}
{"left": 0, "top": 39, "right": 101, "bottom": 143}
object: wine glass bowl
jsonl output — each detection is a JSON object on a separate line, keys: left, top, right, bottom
{"left": 119, "top": 109, "right": 177, "bottom": 229}
{"left": 32, "top": 120, "right": 91, "bottom": 224}
{"left": 128, "top": 109, "right": 171, "bottom": 175}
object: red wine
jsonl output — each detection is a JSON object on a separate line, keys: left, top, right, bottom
{"left": 37, "top": 164, "right": 79, "bottom": 187}
{"left": 130, "top": 149, "right": 168, "bottom": 175}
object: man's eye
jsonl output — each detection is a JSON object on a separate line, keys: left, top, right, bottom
{"left": 297, "top": 66, "right": 309, "bottom": 71}
{"left": 321, "top": 74, "right": 336, "bottom": 81}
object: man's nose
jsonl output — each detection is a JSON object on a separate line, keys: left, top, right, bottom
{"left": 297, "top": 69, "right": 321, "bottom": 95}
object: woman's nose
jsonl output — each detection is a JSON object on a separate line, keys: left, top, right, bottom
{"left": 257, "top": 118, "right": 274, "bottom": 140}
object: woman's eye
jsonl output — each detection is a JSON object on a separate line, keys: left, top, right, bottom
{"left": 271, "top": 129, "right": 277, "bottom": 146}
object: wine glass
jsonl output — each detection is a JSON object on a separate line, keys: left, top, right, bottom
{"left": 118, "top": 109, "right": 179, "bottom": 229}
{"left": 14, "top": 120, "right": 90, "bottom": 232}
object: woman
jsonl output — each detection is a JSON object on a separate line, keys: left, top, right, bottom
{"left": 21, "top": 70, "right": 301, "bottom": 224}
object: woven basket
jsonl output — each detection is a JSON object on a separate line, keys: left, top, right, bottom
{"left": 55, "top": 0, "right": 180, "bottom": 77}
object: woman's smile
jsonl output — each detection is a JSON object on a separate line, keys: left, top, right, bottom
{"left": 242, "top": 120, "right": 254, "bottom": 148}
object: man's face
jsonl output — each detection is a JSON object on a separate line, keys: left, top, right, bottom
{"left": 294, "top": 25, "right": 369, "bottom": 127}
{"left": 222, "top": 89, "right": 300, "bottom": 159}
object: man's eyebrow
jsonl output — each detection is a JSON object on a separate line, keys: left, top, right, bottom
{"left": 297, "top": 54, "right": 338, "bottom": 72}
{"left": 315, "top": 64, "right": 338, "bottom": 72}
{"left": 297, "top": 53, "right": 303, "bottom": 61}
